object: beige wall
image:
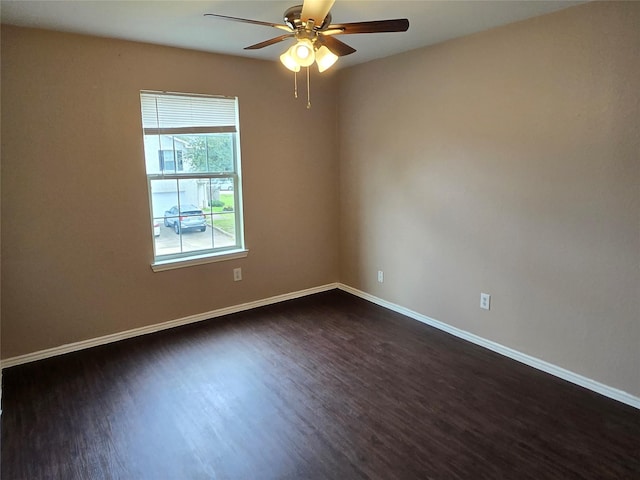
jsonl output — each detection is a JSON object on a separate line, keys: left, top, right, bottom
{"left": 1, "top": 26, "right": 339, "bottom": 358}
{"left": 338, "top": 1, "right": 639, "bottom": 397}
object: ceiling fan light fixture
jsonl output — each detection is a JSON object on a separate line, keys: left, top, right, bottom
{"left": 315, "top": 45, "right": 338, "bottom": 72}
{"left": 280, "top": 50, "right": 301, "bottom": 72}
{"left": 290, "top": 39, "right": 315, "bottom": 67}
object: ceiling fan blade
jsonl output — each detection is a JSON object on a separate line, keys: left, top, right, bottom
{"left": 301, "top": 0, "right": 335, "bottom": 26}
{"left": 325, "top": 19, "right": 410, "bottom": 35}
{"left": 244, "top": 34, "right": 295, "bottom": 50}
{"left": 319, "top": 35, "right": 356, "bottom": 57}
{"left": 204, "top": 13, "right": 291, "bottom": 32}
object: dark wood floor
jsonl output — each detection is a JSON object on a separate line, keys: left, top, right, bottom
{"left": 2, "top": 290, "right": 639, "bottom": 479}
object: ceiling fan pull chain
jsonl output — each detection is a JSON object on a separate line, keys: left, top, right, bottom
{"left": 306, "top": 66, "right": 311, "bottom": 109}
{"left": 294, "top": 70, "right": 298, "bottom": 99}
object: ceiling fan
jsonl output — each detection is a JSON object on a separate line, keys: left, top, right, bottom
{"left": 205, "top": 0, "right": 409, "bottom": 107}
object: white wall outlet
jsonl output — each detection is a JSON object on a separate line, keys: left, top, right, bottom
{"left": 480, "top": 293, "right": 491, "bottom": 310}
{"left": 233, "top": 268, "right": 242, "bottom": 282}
{"left": 377, "top": 270, "right": 384, "bottom": 283}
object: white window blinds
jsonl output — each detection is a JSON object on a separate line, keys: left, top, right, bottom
{"left": 141, "top": 92, "right": 237, "bottom": 133}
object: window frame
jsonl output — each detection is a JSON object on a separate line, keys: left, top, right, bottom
{"left": 140, "top": 91, "right": 247, "bottom": 271}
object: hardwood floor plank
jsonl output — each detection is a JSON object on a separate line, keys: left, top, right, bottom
{"left": 2, "top": 290, "right": 639, "bottom": 479}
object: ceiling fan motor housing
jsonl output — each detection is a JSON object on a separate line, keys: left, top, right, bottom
{"left": 284, "top": 5, "right": 332, "bottom": 31}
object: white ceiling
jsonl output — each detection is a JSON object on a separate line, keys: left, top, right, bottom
{"left": 0, "top": 0, "right": 585, "bottom": 69}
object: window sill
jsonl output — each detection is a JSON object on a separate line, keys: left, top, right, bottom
{"left": 151, "top": 249, "right": 248, "bottom": 272}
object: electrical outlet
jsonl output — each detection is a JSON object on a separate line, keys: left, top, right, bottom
{"left": 233, "top": 268, "right": 242, "bottom": 282}
{"left": 480, "top": 293, "right": 491, "bottom": 310}
{"left": 377, "top": 270, "right": 384, "bottom": 283}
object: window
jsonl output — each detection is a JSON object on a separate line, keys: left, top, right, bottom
{"left": 140, "top": 91, "right": 246, "bottom": 270}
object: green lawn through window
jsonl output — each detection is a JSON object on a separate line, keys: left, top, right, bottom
{"left": 204, "top": 192, "right": 235, "bottom": 235}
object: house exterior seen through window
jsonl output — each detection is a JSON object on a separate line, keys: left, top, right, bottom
{"left": 140, "top": 91, "right": 245, "bottom": 270}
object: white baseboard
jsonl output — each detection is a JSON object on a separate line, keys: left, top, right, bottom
{"left": 0, "top": 283, "right": 339, "bottom": 370}
{"left": 3, "top": 282, "right": 638, "bottom": 410}
{"left": 337, "top": 283, "right": 640, "bottom": 410}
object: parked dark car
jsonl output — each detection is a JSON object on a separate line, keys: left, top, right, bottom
{"left": 163, "top": 204, "right": 207, "bottom": 234}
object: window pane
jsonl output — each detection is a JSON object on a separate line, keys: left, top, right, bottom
{"left": 144, "top": 134, "right": 163, "bottom": 174}
{"left": 176, "top": 134, "right": 235, "bottom": 173}
{"left": 212, "top": 211, "right": 236, "bottom": 246}
{"left": 212, "top": 177, "right": 235, "bottom": 192}
{"left": 153, "top": 192, "right": 213, "bottom": 256}
{"left": 144, "top": 134, "right": 235, "bottom": 175}
{"left": 150, "top": 179, "right": 177, "bottom": 256}
{"left": 150, "top": 179, "right": 179, "bottom": 219}
{"left": 154, "top": 214, "right": 214, "bottom": 257}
